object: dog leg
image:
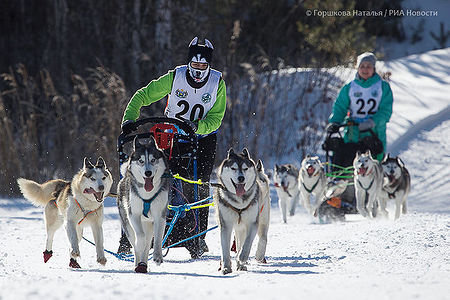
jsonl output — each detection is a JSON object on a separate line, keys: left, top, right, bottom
{"left": 401, "top": 196, "right": 407, "bottom": 215}
{"left": 355, "top": 190, "right": 368, "bottom": 218}
{"left": 219, "top": 221, "right": 233, "bottom": 275}
{"left": 255, "top": 223, "right": 269, "bottom": 263}
{"left": 300, "top": 190, "right": 312, "bottom": 215}
{"left": 378, "top": 197, "right": 389, "bottom": 218}
{"left": 130, "top": 216, "right": 146, "bottom": 269}
{"left": 152, "top": 210, "right": 166, "bottom": 266}
{"left": 43, "top": 203, "right": 62, "bottom": 262}
{"left": 289, "top": 193, "right": 299, "bottom": 216}
{"left": 278, "top": 195, "right": 287, "bottom": 223}
{"left": 394, "top": 198, "right": 402, "bottom": 220}
{"left": 141, "top": 220, "right": 153, "bottom": 270}
{"left": 91, "top": 221, "right": 106, "bottom": 265}
{"left": 237, "top": 221, "right": 258, "bottom": 271}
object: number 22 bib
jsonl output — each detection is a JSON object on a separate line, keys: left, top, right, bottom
{"left": 348, "top": 79, "right": 382, "bottom": 119}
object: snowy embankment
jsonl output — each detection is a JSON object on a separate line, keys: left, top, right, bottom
{"left": 1, "top": 48, "right": 449, "bottom": 299}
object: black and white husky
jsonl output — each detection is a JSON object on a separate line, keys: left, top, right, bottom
{"left": 299, "top": 155, "right": 326, "bottom": 215}
{"left": 273, "top": 164, "right": 300, "bottom": 223}
{"left": 117, "top": 137, "right": 171, "bottom": 273}
{"left": 353, "top": 150, "right": 384, "bottom": 218}
{"left": 17, "top": 157, "right": 113, "bottom": 268}
{"left": 215, "top": 148, "right": 269, "bottom": 274}
{"left": 380, "top": 154, "right": 411, "bottom": 220}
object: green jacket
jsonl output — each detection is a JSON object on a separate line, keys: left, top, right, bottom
{"left": 329, "top": 73, "right": 393, "bottom": 155}
{"left": 122, "top": 69, "right": 227, "bottom": 135}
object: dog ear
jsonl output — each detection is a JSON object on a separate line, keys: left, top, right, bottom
{"left": 356, "top": 151, "right": 361, "bottom": 158}
{"left": 84, "top": 157, "right": 94, "bottom": 169}
{"left": 242, "top": 148, "right": 250, "bottom": 159}
{"left": 366, "top": 149, "right": 372, "bottom": 157}
{"left": 396, "top": 157, "right": 405, "bottom": 168}
{"left": 305, "top": 154, "right": 311, "bottom": 159}
{"left": 256, "top": 159, "right": 263, "bottom": 172}
{"left": 275, "top": 164, "right": 280, "bottom": 171}
{"left": 133, "top": 136, "right": 140, "bottom": 152}
{"left": 95, "top": 157, "right": 105, "bottom": 168}
{"left": 227, "top": 148, "right": 235, "bottom": 158}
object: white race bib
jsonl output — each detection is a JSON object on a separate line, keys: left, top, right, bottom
{"left": 348, "top": 79, "right": 382, "bottom": 120}
{"left": 165, "top": 65, "right": 221, "bottom": 121}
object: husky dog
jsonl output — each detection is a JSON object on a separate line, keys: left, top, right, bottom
{"left": 17, "top": 157, "right": 113, "bottom": 268}
{"left": 380, "top": 154, "right": 411, "bottom": 220}
{"left": 273, "top": 164, "right": 300, "bottom": 223}
{"left": 117, "top": 136, "right": 171, "bottom": 273}
{"left": 353, "top": 150, "right": 383, "bottom": 218}
{"left": 254, "top": 159, "right": 271, "bottom": 264}
{"left": 215, "top": 148, "right": 264, "bottom": 274}
{"left": 299, "top": 155, "right": 326, "bottom": 215}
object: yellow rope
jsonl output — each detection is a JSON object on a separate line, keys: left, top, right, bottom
{"left": 167, "top": 202, "right": 214, "bottom": 212}
{"left": 173, "top": 173, "right": 205, "bottom": 185}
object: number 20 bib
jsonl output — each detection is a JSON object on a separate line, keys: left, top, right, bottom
{"left": 348, "top": 79, "right": 382, "bottom": 119}
{"left": 165, "top": 65, "right": 221, "bottom": 121}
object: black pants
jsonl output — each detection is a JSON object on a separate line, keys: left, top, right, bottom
{"left": 165, "top": 133, "right": 217, "bottom": 247}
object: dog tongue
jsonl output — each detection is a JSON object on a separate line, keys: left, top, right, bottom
{"left": 144, "top": 177, "right": 154, "bottom": 192}
{"left": 359, "top": 167, "right": 366, "bottom": 175}
{"left": 307, "top": 166, "right": 315, "bottom": 176}
{"left": 235, "top": 184, "right": 246, "bottom": 197}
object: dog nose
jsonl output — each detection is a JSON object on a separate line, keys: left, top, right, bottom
{"left": 390, "top": 170, "right": 395, "bottom": 174}
{"left": 98, "top": 185, "right": 104, "bottom": 191}
{"left": 238, "top": 176, "right": 245, "bottom": 183}
{"left": 145, "top": 171, "right": 153, "bottom": 177}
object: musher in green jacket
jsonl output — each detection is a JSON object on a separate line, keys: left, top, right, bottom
{"left": 326, "top": 52, "right": 393, "bottom": 164}
{"left": 118, "top": 37, "right": 226, "bottom": 259}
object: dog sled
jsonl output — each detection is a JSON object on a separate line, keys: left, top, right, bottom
{"left": 116, "top": 116, "right": 216, "bottom": 259}
{"left": 318, "top": 122, "right": 383, "bottom": 222}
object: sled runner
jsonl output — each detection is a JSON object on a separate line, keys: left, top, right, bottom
{"left": 117, "top": 116, "right": 216, "bottom": 257}
{"left": 318, "top": 122, "right": 382, "bottom": 222}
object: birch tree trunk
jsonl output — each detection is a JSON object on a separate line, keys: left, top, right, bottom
{"left": 155, "top": 0, "right": 172, "bottom": 74}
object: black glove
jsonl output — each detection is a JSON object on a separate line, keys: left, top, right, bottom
{"left": 121, "top": 120, "right": 136, "bottom": 135}
{"left": 326, "top": 123, "right": 340, "bottom": 134}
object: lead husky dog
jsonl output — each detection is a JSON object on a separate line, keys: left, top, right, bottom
{"left": 117, "top": 136, "right": 171, "bottom": 273}
{"left": 299, "top": 155, "right": 326, "bottom": 215}
{"left": 17, "top": 157, "right": 112, "bottom": 268}
{"left": 273, "top": 164, "right": 300, "bottom": 223}
{"left": 353, "top": 150, "right": 383, "bottom": 218}
{"left": 380, "top": 154, "right": 411, "bottom": 220}
{"left": 215, "top": 148, "right": 267, "bottom": 274}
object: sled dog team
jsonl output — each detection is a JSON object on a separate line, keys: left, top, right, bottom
{"left": 17, "top": 139, "right": 409, "bottom": 274}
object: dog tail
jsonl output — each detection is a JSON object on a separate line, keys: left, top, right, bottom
{"left": 17, "top": 178, "right": 69, "bottom": 207}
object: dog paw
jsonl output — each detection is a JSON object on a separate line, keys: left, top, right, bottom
{"left": 236, "top": 263, "right": 247, "bottom": 271}
{"left": 153, "top": 255, "right": 163, "bottom": 266}
{"left": 97, "top": 257, "right": 107, "bottom": 265}
{"left": 222, "top": 266, "right": 232, "bottom": 275}
{"left": 256, "top": 257, "right": 267, "bottom": 264}
{"left": 43, "top": 250, "right": 53, "bottom": 263}
{"left": 69, "top": 258, "right": 81, "bottom": 268}
{"left": 135, "top": 262, "right": 148, "bottom": 273}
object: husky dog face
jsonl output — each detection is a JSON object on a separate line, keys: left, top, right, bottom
{"left": 219, "top": 148, "right": 257, "bottom": 197}
{"left": 301, "top": 155, "right": 323, "bottom": 177}
{"left": 129, "top": 137, "right": 167, "bottom": 192}
{"left": 274, "top": 164, "right": 298, "bottom": 193}
{"left": 353, "top": 150, "right": 375, "bottom": 176}
{"left": 381, "top": 155, "right": 403, "bottom": 183}
{"left": 81, "top": 157, "right": 113, "bottom": 202}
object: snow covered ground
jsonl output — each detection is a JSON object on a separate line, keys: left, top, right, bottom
{"left": 1, "top": 48, "right": 449, "bottom": 299}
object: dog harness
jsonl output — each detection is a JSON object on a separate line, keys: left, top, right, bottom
{"left": 219, "top": 188, "right": 259, "bottom": 224}
{"left": 302, "top": 178, "right": 320, "bottom": 194}
{"left": 74, "top": 198, "right": 100, "bottom": 225}
{"left": 141, "top": 187, "right": 163, "bottom": 218}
